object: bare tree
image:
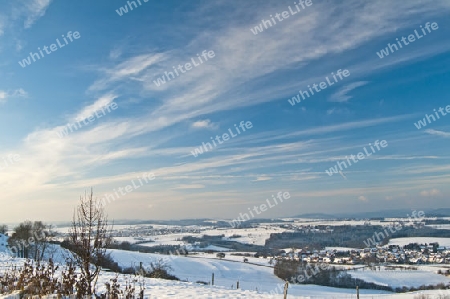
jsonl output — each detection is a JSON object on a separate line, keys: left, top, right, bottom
{"left": 7, "top": 221, "right": 55, "bottom": 261}
{"left": 8, "top": 221, "right": 33, "bottom": 258}
{"left": 69, "top": 189, "right": 112, "bottom": 296}
{"left": 0, "top": 224, "right": 7, "bottom": 234}
{"left": 32, "top": 221, "right": 56, "bottom": 262}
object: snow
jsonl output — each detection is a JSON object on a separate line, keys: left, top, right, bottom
{"left": 325, "top": 247, "right": 359, "bottom": 252}
{"left": 2, "top": 255, "right": 450, "bottom": 298}
{"left": 210, "top": 226, "right": 290, "bottom": 246}
{"left": 349, "top": 268, "right": 450, "bottom": 288}
{"left": 197, "top": 252, "right": 274, "bottom": 267}
{"left": 0, "top": 234, "right": 8, "bottom": 252}
{"left": 388, "top": 237, "right": 450, "bottom": 247}
{"left": 107, "top": 249, "right": 393, "bottom": 298}
{"left": 107, "top": 249, "right": 281, "bottom": 291}
{"left": 2, "top": 228, "right": 450, "bottom": 298}
{"left": 426, "top": 224, "right": 450, "bottom": 230}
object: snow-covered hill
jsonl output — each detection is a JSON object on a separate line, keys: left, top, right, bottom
{"left": 0, "top": 234, "right": 8, "bottom": 251}
{"left": 0, "top": 234, "right": 11, "bottom": 262}
{"left": 107, "top": 249, "right": 394, "bottom": 298}
{"left": 349, "top": 268, "right": 450, "bottom": 289}
{"left": 2, "top": 255, "right": 450, "bottom": 298}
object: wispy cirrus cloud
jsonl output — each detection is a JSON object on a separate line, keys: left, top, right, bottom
{"left": 358, "top": 195, "right": 368, "bottom": 202}
{"left": 425, "top": 129, "right": 450, "bottom": 138}
{"left": 173, "top": 184, "right": 205, "bottom": 189}
{"left": 329, "top": 81, "right": 368, "bottom": 103}
{"left": 73, "top": 94, "right": 117, "bottom": 122}
{"left": 0, "top": 88, "right": 28, "bottom": 103}
{"left": 191, "top": 119, "right": 218, "bottom": 130}
{"left": 23, "top": 0, "right": 53, "bottom": 28}
{"left": 88, "top": 53, "right": 166, "bottom": 92}
{"left": 252, "top": 175, "right": 272, "bottom": 182}
{"left": 2, "top": 0, "right": 450, "bottom": 222}
{"left": 420, "top": 188, "right": 442, "bottom": 197}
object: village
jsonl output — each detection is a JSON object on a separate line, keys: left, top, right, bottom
{"left": 273, "top": 243, "right": 450, "bottom": 266}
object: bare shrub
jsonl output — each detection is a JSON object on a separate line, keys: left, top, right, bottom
{"left": 69, "top": 189, "right": 112, "bottom": 296}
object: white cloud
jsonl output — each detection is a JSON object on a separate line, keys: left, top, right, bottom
{"left": 0, "top": 91, "right": 7, "bottom": 100}
{"left": 173, "top": 184, "right": 205, "bottom": 189}
{"left": 252, "top": 176, "right": 272, "bottom": 182}
{"left": 12, "top": 88, "right": 28, "bottom": 97}
{"left": 89, "top": 53, "right": 166, "bottom": 91}
{"left": 191, "top": 119, "right": 218, "bottom": 130}
{"left": 73, "top": 94, "right": 117, "bottom": 122}
{"left": 0, "top": 17, "right": 5, "bottom": 36}
{"left": 329, "top": 81, "right": 368, "bottom": 103}
{"left": 24, "top": 0, "right": 53, "bottom": 28}
{"left": 3, "top": 0, "right": 450, "bottom": 221}
{"left": 109, "top": 48, "right": 122, "bottom": 60}
{"left": 0, "top": 88, "right": 28, "bottom": 103}
{"left": 84, "top": 0, "right": 450, "bottom": 141}
{"left": 420, "top": 188, "right": 441, "bottom": 197}
{"left": 425, "top": 129, "right": 450, "bottom": 138}
{"left": 358, "top": 195, "right": 368, "bottom": 202}
{"left": 326, "top": 108, "right": 350, "bottom": 115}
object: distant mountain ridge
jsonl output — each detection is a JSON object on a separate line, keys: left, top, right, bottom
{"left": 43, "top": 208, "right": 450, "bottom": 228}
{"left": 292, "top": 208, "right": 450, "bottom": 219}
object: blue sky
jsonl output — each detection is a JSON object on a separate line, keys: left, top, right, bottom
{"left": 0, "top": 0, "right": 450, "bottom": 223}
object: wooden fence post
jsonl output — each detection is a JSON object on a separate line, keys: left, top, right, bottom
{"left": 212, "top": 273, "right": 214, "bottom": 286}
{"left": 283, "top": 281, "right": 289, "bottom": 299}
{"left": 237, "top": 280, "right": 239, "bottom": 289}
{"left": 356, "top": 286, "right": 360, "bottom": 299}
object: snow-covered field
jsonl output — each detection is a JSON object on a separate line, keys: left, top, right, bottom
{"left": 108, "top": 248, "right": 282, "bottom": 291}
{"left": 53, "top": 223, "right": 290, "bottom": 248}
{"left": 325, "top": 247, "right": 360, "bottom": 252}
{"left": 206, "top": 226, "right": 291, "bottom": 246}
{"left": 2, "top": 250, "right": 450, "bottom": 298}
{"left": 107, "top": 249, "right": 395, "bottom": 298}
{"left": 3, "top": 223, "right": 450, "bottom": 298}
{"left": 349, "top": 268, "right": 450, "bottom": 288}
{"left": 426, "top": 224, "right": 450, "bottom": 230}
{"left": 388, "top": 237, "right": 450, "bottom": 247}
{"left": 1, "top": 258, "right": 449, "bottom": 298}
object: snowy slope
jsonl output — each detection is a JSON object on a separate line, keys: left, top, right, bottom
{"left": 0, "top": 234, "right": 8, "bottom": 252}
{"left": 2, "top": 257, "right": 450, "bottom": 298}
{"left": 388, "top": 237, "right": 450, "bottom": 247}
{"left": 0, "top": 234, "right": 12, "bottom": 262}
{"left": 107, "top": 249, "right": 393, "bottom": 297}
{"left": 349, "top": 268, "right": 450, "bottom": 288}
{"left": 108, "top": 249, "right": 281, "bottom": 291}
